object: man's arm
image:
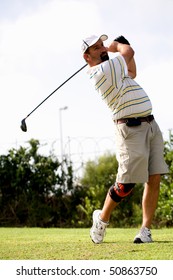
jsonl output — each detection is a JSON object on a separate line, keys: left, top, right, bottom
{"left": 127, "top": 57, "right": 136, "bottom": 78}
{"left": 106, "top": 41, "right": 136, "bottom": 78}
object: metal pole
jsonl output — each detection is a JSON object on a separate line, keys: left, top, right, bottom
{"left": 59, "top": 106, "right": 68, "bottom": 161}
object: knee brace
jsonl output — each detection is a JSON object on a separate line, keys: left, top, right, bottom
{"left": 109, "top": 183, "right": 135, "bottom": 203}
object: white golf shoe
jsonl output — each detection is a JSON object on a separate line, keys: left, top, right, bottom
{"left": 133, "top": 227, "right": 153, "bottom": 243}
{"left": 90, "top": 210, "right": 109, "bottom": 244}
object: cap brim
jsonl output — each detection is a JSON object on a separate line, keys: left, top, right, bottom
{"left": 100, "top": 34, "right": 108, "bottom": 42}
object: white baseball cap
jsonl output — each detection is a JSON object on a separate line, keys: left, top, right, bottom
{"left": 81, "top": 34, "right": 108, "bottom": 53}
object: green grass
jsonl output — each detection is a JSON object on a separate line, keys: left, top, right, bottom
{"left": 0, "top": 227, "right": 173, "bottom": 260}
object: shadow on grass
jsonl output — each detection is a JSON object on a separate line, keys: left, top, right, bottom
{"left": 154, "top": 241, "right": 173, "bottom": 243}
{"left": 104, "top": 240, "right": 173, "bottom": 244}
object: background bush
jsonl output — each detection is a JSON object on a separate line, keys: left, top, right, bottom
{"left": 0, "top": 132, "right": 172, "bottom": 228}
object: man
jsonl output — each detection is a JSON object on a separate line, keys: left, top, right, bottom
{"left": 81, "top": 34, "right": 169, "bottom": 244}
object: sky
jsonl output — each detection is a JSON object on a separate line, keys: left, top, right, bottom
{"left": 0, "top": 0, "right": 173, "bottom": 173}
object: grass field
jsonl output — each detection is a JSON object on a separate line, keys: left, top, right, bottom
{"left": 0, "top": 227, "right": 173, "bottom": 260}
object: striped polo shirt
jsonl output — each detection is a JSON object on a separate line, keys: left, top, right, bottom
{"left": 87, "top": 55, "right": 152, "bottom": 120}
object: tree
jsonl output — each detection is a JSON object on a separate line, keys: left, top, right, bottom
{"left": 155, "top": 130, "right": 173, "bottom": 227}
{"left": 0, "top": 139, "right": 73, "bottom": 227}
{"left": 0, "top": 132, "right": 173, "bottom": 228}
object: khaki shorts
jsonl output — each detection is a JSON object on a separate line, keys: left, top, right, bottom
{"left": 115, "top": 119, "right": 169, "bottom": 183}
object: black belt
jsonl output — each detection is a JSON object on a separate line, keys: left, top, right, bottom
{"left": 116, "top": 115, "right": 154, "bottom": 125}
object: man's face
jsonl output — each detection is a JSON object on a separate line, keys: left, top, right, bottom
{"left": 84, "top": 39, "right": 109, "bottom": 66}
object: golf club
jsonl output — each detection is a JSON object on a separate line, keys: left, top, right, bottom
{"left": 20, "top": 64, "right": 87, "bottom": 132}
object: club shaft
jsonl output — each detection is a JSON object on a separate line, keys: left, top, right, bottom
{"left": 25, "top": 64, "right": 87, "bottom": 119}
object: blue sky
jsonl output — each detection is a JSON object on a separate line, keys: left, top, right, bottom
{"left": 0, "top": 0, "right": 173, "bottom": 170}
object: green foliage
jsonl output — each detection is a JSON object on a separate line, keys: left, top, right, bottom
{"left": 0, "top": 139, "right": 73, "bottom": 227}
{"left": 81, "top": 153, "right": 118, "bottom": 188}
{"left": 0, "top": 130, "right": 173, "bottom": 228}
{"left": 76, "top": 185, "right": 106, "bottom": 227}
{"left": 155, "top": 131, "right": 173, "bottom": 227}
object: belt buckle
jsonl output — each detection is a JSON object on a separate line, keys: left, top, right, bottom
{"left": 146, "top": 115, "right": 153, "bottom": 123}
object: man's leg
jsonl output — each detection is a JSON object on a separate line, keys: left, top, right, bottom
{"left": 142, "top": 174, "right": 161, "bottom": 228}
{"left": 90, "top": 192, "right": 118, "bottom": 244}
{"left": 100, "top": 182, "right": 135, "bottom": 222}
{"left": 134, "top": 174, "right": 161, "bottom": 243}
{"left": 100, "top": 192, "right": 118, "bottom": 222}
{"left": 90, "top": 183, "right": 135, "bottom": 243}
{"left": 100, "top": 174, "right": 161, "bottom": 227}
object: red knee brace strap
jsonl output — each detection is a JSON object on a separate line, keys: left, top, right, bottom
{"left": 109, "top": 183, "right": 135, "bottom": 203}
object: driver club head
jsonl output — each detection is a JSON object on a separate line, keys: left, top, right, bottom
{"left": 20, "top": 118, "right": 27, "bottom": 132}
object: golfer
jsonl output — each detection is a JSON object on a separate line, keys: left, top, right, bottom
{"left": 82, "top": 34, "right": 169, "bottom": 243}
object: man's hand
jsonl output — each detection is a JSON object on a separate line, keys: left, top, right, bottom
{"left": 114, "top": 35, "right": 130, "bottom": 45}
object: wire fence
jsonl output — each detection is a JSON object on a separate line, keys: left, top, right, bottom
{"left": 50, "top": 136, "right": 117, "bottom": 177}
{"left": 1, "top": 136, "right": 117, "bottom": 178}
